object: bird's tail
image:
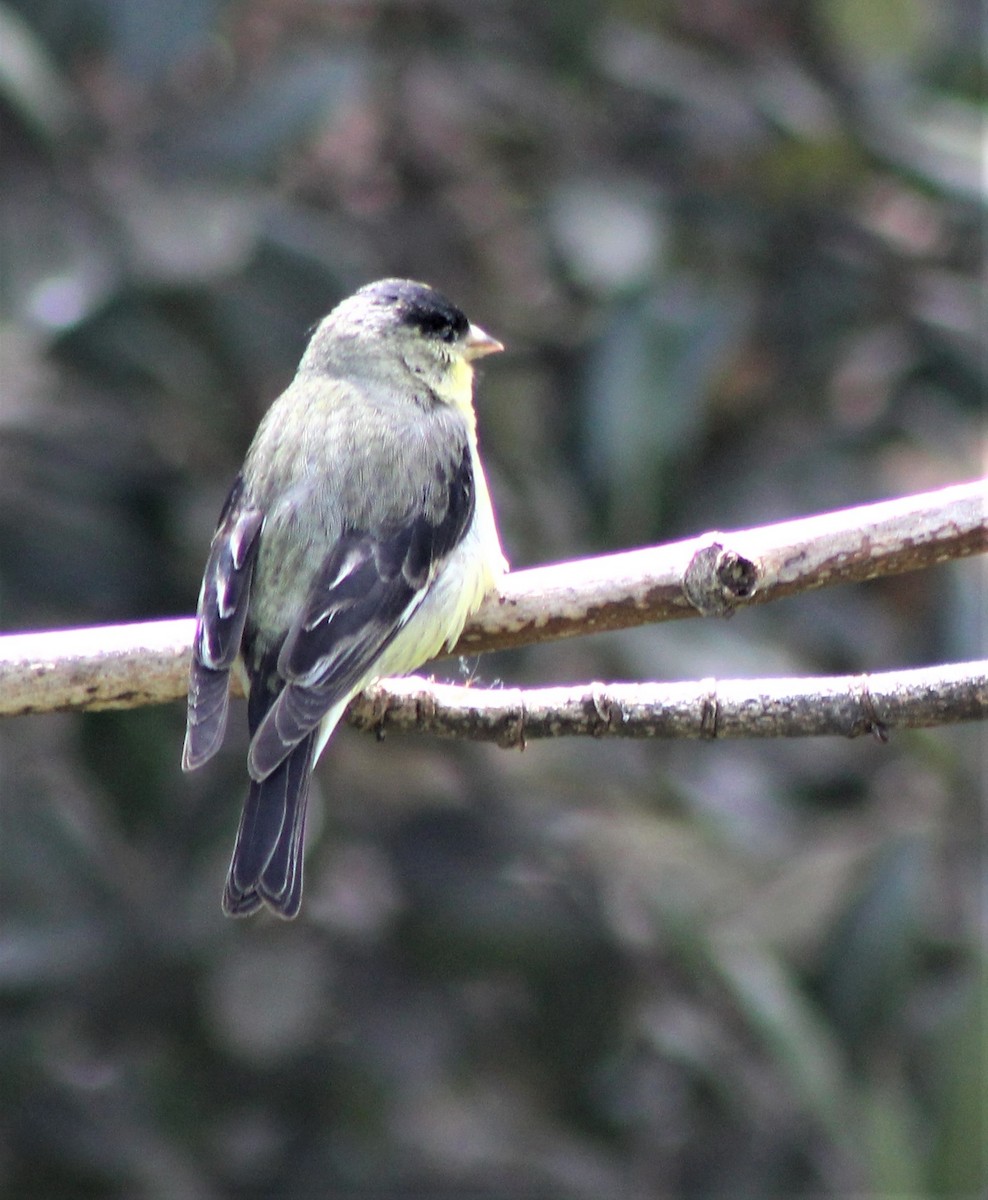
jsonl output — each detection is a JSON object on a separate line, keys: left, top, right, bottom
{"left": 222, "top": 732, "right": 315, "bottom": 919}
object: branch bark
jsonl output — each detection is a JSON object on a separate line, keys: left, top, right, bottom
{"left": 463, "top": 477, "right": 986, "bottom": 653}
{"left": 348, "top": 661, "right": 988, "bottom": 743}
{"left": 0, "top": 479, "right": 984, "bottom": 725}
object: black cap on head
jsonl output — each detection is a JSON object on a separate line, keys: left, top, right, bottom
{"left": 360, "top": 279, "right": 469, "bottom": 343}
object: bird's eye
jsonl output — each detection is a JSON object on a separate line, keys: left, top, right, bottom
{"left": 438, "top": 325, "right": 458, "bottom": 344}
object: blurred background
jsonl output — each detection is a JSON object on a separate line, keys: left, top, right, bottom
{"left": 1, "top": 1, "right": 985, "bottom": 1196}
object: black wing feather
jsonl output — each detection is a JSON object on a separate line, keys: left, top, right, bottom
{"left": 183, "top": 475, "right": 264, "bottom": 772}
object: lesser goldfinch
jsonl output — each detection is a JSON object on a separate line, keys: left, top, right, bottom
{"left": 182, "top": 279, "right": 507, "bottom": 918}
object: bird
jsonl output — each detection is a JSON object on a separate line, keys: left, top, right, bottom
{"left": 182, "top": 279, "right": 507, "bottom": 918}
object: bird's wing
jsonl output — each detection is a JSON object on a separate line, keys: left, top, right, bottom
{"left": 182, "top": 475, "right": 265, "bottom": 771}
{"left": 246, "top": 441, "right": 476, "bottom": 781}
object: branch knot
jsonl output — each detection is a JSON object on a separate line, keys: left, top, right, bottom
{"left": 682, "top": 541, "right": 758, "bottom": 617}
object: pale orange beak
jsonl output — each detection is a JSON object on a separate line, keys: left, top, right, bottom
{"left": 463, "top": 323, "right": 504, "bottom": 360}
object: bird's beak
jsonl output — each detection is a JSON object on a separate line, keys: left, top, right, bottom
{"left": 463, "top": 324, "right": 504, "bottom": 360}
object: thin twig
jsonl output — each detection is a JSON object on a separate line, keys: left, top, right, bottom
{"left": 348, "top": 661, "right": 988, "bottom": 743}
{"left": 0, "top": 479, "right": 984, "bottom": 720}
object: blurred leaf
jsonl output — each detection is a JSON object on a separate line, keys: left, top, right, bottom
{"left": 858, "top": 1070, "right": 926, "bottom": 1195}
{"left": 708, "top": 931, "right": 854, "bottom": 1150}
{"left": 927, "top": 971, "right": 988, "bottom": 1197}
{"left": 0, "top": 2, "right": 79, "bottom": 139}
{"left": 0, "top": 411, "right": 182, "bottom": 625}
{"left": 582, "top": 281, "right": 750, "bottom": 539}
{"left": 0, "top": 174, "right": 121, "bottom": 332}
{"left": 595, "top": 20, "right": 766, "bottom": 148}
{"left": 818, "top": 837, "right": 927, "bottom": 1046}
{"left": 103, "top": 0, "right": 219, "bottom": 82}
{"left": 151, "top": 50, "right": 367, "bottom": 177}
{"left": 0, "top": 923, "right": 112, "bottom": 990}
{"left": 114, "top": 179, "right": 263, "bottom": 284}
{"left": 77, "top": 708, "right": 178, "bottom": 832}
{"left": 549, "top": 179, "right": 664, "bottom": 295}
{"left": 821, "top": 0, "right": 941, "bottom": 62}
{"left": 870, "top": 93, "right": 987, "bottom": 200}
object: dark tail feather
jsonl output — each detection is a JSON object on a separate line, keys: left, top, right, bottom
{"left": 222, "top": 733, "right": 315, "bottom": 919}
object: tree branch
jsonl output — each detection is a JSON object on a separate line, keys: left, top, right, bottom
{"left": 0, "top": 480, "right": 984, "bottom": 723}
{"left": 348, "top": 660, "right": 988, "bottom": 742}
{"left": 463, "top": 477, "right": 986, "bottom": 653}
